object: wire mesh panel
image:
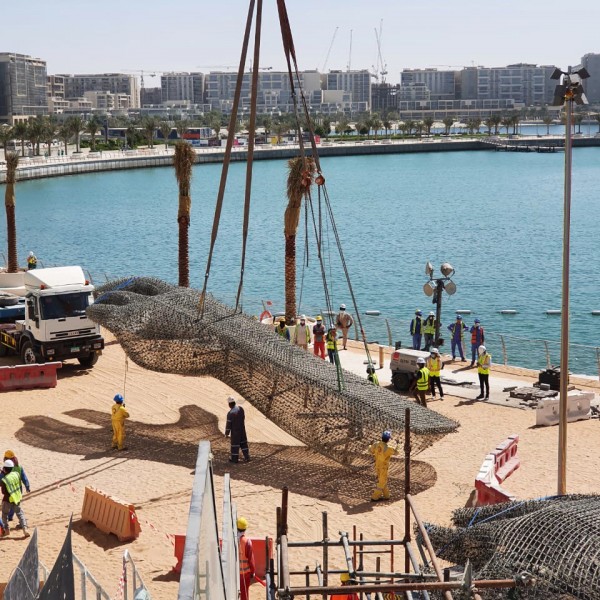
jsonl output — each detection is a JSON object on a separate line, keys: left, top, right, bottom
{"left": 423, "top": 495, "right": 600, "bottom": 599}
{"left": 89, "top": 277, "right": 459, "bottom": 464}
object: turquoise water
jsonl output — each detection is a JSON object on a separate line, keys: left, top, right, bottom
{"left": 3, "top": 148, "right": 600, "bottom": 371}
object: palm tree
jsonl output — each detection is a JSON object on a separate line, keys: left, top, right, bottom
{"left": 490, "top": 114, "right": 502, "bottom": 135}
{"left": 274, "top": 119, "right": 288, "bottom": 143}
{"left": 335, "top": 116, "right": 349, "bottom": 136}
{"left": 86, "top": 116, "right": 100, "bottom": 151}
{"left": 501, "top": 115, "right": 512, "bottom": 136}
{"left": 442, "top": 116, "right": 454, "bottom": 135}
{"left": 370, "top": 114, "right": 382, "bottom": 139}
{"left": 260, "top": 115, "right": 273, "bottom": 141}
{"left": 542, "top": 114, "right": 554, "bottom": 135}
{"left": 210, "top": 114, "right": 222, "bottom": 140}
{"left": 125, "top": 124, "right": 137, "bottom": 148}
{"left": 4, "top": 152, "right": 19, "bottom": 273}
{"left": 143, "top": 117, "right": 158, "bottom": 148}
{"left": 12, "top": 121, "right": 28, "bottom": 157}
{"left": 510, "top": 113, "right": 520, "bottom": 135}
{"left": 594, "top": 113, "right": 600, "bottom": 133}
{"left": 58, "top": 123, "right": 72, "bottom": 155}
{"left": 322, "top": 117, "right": 331, "bottom": 138}
{"left": 484, "top": 118, "right": 494, "bottom": 135}
{"left": 173, "top": 141, "right": 196, "bottom": 287}
{"left": 574, "top": 113, "right": 584, "bottom": 134}
{"left": 43, "top": 117, "right": 58, "bottom": 157}
{"left": 0, "top": 125, "right": 13, "bottom": 159}
{"left": 404, "top": 120, "right": 415, "bottom": 136}
{"left": 423, "top": 116, "right": 435, "bottom": 136}
{"left": 284, "top": 157, "right": 315, "bottom": 324}
{"left": 67, "top": 115, "right": 85, "bottom": 153}
{"left": 159, "top": 121, "right": 172, "bottom": 149}
{"left": 174, "top": 119, "right": 188, "bottom": 140}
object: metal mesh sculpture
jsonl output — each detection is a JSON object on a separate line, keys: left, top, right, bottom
{"left": 88, "top": 277, "right": 458, "bottom": 467}
{"left": 423, "top": 494, "right": 600, "bottom": 599}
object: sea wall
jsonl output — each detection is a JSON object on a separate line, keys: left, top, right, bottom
{"left": 1, "top": 137, "right": 598, "bottom": 184}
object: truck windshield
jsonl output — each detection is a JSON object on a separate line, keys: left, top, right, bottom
{"left": 40, "top": 293, "right": 90, "bottom": 320}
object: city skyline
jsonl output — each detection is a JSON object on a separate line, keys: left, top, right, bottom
{"left": 4, "top": 0, "right": 600, "bottom": 86}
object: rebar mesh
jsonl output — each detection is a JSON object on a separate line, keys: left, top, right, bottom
{"left": 88, "top": 277, "right": 458, "bottom": 466}
{"left": 422, "top": 494, "right": 600, "bottom": 599}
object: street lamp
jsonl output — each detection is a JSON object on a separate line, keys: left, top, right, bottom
{"left": 551, "top": 65, "right": 589, "bottom": 496}
{"left": 423, "top": 261, "right": 456, "bottom": 347}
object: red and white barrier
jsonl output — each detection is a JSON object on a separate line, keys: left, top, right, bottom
{"left": 475, "top": 434, "right": 520, "bottom": 506}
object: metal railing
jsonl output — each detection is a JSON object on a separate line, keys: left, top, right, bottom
{"left": 122, "top": 550, "right": 150, "bottom": 600}
{"left": 73, "top": 553, "right": 111, "bottom": 600}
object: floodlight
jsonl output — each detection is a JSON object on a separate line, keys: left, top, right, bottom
{"left": 425, "top": 261, "right": 434, "bottom": 277}
{"left": 551, "top": 68, "right": 563, "bottom": 81}
{"left": 573, "top": 65, "right": 590, "bottom": 79}
{"left": 440, "top": 262, "right": 454, "bottom": 277}
{"left": 552, "top": 84, "right": 567, "bottom": 106}
{"left": 445, "top": 281, "right": 457, "bottom": 296}
{"left": 423, "top": 281, "right": 435, "bottom": 297}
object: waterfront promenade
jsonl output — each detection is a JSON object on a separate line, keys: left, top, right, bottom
{"left": 2, "top": 134, "right": 600, "bottom": 183}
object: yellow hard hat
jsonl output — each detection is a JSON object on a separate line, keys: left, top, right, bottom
{"left": 237, "top": 516, "right": 248, "bottom": 531}
{"left": 340, "top": 572, "right": 351, "bottom": 583}
{"left": 316, "top": 315, "right": 322, "bottom": 321}
{"left": 4, "top": 450, "right": 15, "bottom": 460}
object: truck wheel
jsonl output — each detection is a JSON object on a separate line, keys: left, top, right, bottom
{"left": 392, "top": 372, "right": 411, "bottom": 392}
{"left": 78, "top": 352, "right": 99, "bottom": 368}
{"left": 21, "top": 341, "right": 42, "bottom": 365}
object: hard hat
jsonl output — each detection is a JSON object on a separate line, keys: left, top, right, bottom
{"left": 415, "top": 309, "right": 422, "bottom": 315}
{"left": 474, "top": 318, "right": 480, "bottom": 324}
{"left": 114, "top": 394, "right": 124, "bottom": 403}
{"left": 28, "top": 251, "right": 34, "bottom": 257}
{"left": 227, "top": 396, "right": 236, "bottom": 405}
{"left": 237, "top": 516, "right": 248, "bottom": 531}
{"left": 430, "top": 348, "right": 439, "bottom": 355}
{"left": 478, "top": 345, "right": 486, "bottom": 355}
{"left": 329, "top": 323, "right": 336, "bottom": 330}
{"left": 3, "top": 459, "right": 14, "bottom": 469}
{"left": 316, "top": 315, "right": 322, "bottom": 321}
{"left": 429, "top": 311, "right": 435, "bottom": 316}
{"left": 456, "top": 314, "right": 463, "bottom": 320}
{"left": 340, "top": 572, "right": 351, "bottom": 583}
{"left": 382, "top": 430, "right": 392, "bottom": 442}
{"left": 300, "top": 315, "right": 306, "bottom": 321}
{"left": 278, "top": 317, "right": 286, "bottom": 323}
{"left": 4, "top": 450, "right": 15, "bottom": 460}
{"left": 417, "top": 357, "right": 425, "bottom": 365}
{"left": 340, "top": 304, "right": 346, "bottom": 310}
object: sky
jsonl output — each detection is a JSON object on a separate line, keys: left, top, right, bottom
{"left": 3, "top": 0, "right": 600, "bottom": 86}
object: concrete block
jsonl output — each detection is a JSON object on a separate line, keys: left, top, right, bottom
{"left": 536, "top": 392, "right": 593, "bottom": 427}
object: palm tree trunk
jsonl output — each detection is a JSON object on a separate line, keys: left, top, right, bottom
{"left": 4, "top": 154, "right": 19, "bottom": 273}
{"left": 178, "top": 213, "right": 190, "bottom": 287}
{"left": 284, "top": 234, "right": 296, "bottom": 323}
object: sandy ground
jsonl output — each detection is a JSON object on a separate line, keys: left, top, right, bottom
{"left": 0, "top": 332, "right": 598, "bottom": 599}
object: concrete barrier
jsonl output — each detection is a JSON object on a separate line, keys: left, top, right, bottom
{"left": 475, "top": 435, "right": 520, "bottom": 505}
{"left": 0, "top": 362, "right": 62, "bottom": 391}
{"left": 536, "top": 391, "right": 593, "bottom": 426}
{"left": 81, "top": 486, "right": 141, "bottom": 542}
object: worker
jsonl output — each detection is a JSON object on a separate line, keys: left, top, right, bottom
{"left": 422, "top": 311, "right": 437, "bottom": 351}
{"left": 330, "top": 572, "right": 359, "bottom": 600}
{"left": 410, "top": 357, "right": 430, "bottom": 408}
{"left": 111, "top": 394, "right": 129, "bottom": 451}
{"left": 366, "top": 365, "right": 379, "bottom": 386}
{"left": 0, "top": 459, "right": 29, "bottom": 538}
{"left": 275, "top": 318, "right": 290, "bottom": 341}
{"left": 27, "top": 251, "right": 37, "bottom": 270}
{"left": 410, "top": 310, "right": 423, "bottom": 350}
{"left": 469, "top": 319, "right": 485, "bottom": 367}
{"left": 368, "top": 431, "right": 398, "bottom": 501}
{"left": 447, "top": 315, "right": 468, "bottom": 361}
{"left": 427, "top": 348, "right": 444, "bottom": 400}
{"left": 326, "top": 324, "right": 339, "bottom": 364}
{"left": 476, "top": 345, "right": 492, "bottom": 400}
{"left": 313, "top": 315, "right": 326, "bottom": 359}
{"left": 225, "top": 396, "right": 250, "bottom": 463}
{"left": 293, "top": 315, "right": 311, "bottom": 350}
{"left": 237, "top": 517, "right": 255, "bottom": 600}
{"left": 3, "top": 450, "right": 30, "bottom": 528}
{"left": 335, "top": 304, "right": 354, "bottom": 350}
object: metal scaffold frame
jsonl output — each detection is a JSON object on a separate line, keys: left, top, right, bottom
{"left": 266, "top": 409, "right": 532, "bottom": 600}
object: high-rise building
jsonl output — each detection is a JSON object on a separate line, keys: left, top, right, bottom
{"left": 581, "top": 53, "right": 600, "bottom": 104}
{"left": 474, "top": 64, "right": 554, "bottom": 105}
{"left": 0, "top": 53, "right": 48, "bottom": 123}
{"left": 325, "top": 70, "right": 371, "bottom": 106}
{"left": 401, "top": 69, "right": 457, "bottom": 101}
{"left": 141, "top": 87, "right": 163, "bottom": 106}
{"left": 60, "top": 73, "right": 140, "bottom": 108}
{"left": 161, "top": 72, "right": 204, "bottom": 104}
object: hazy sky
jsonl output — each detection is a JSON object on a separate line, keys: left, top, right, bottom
{"left": 3, "top": 0, "right": 599, "bottom": 85}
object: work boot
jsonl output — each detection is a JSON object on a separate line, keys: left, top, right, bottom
{"left": 475, "top": 395, "right": 484, "bottom": 400}
{"left": 1, "top": 529, "right": 9, "bottom": 537}
{"left": 22, "top": 527, "right": 30, "bottom": 538}
{"left": 470, "top": 362, "right": 475, "bottom": 367}
{"left": 15, "top": 524, "right": 22, "bottom": 530}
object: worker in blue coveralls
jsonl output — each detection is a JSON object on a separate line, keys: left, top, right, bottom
{"left": 225, "top": 396, "right": 250, "bottom": 463}
{"left": 410, "top": 310, "right": 423, "bottom": 350}
{"left": 447, "top": 314, "right": 468, "bottom": 361}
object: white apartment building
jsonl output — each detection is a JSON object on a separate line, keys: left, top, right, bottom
{"left": 83, "top": 90, "right": 131, "bottom": 111}
{"left": 61, "top": 73, "right": 139, "bottom": 108}
{"left": 161, "top": 72, "right": 204, "bottom": 104}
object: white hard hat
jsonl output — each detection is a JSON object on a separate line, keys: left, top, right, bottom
{"left": 227, "top": 396, "right": 236, "bottom": 404}
{"left": 429, "top": 311, "right": 435, "bottom": 316}
{"left": 478, "top": 345, "right": 486, "bottom": 355}
{"left": 28, "top": 251, "right": 34, "bottom": 256}
{"left": 417, "top": 357, "right": 425, "bottom": 365}
{"left": 340, "top": 304, "right": 346, "bottom": 310}
{"left": 430, "top": 348, "right": 439, "bottom": 354}
{"left": 3, "top": 459, "right": 14, "bottom": 469}
{"left": 300, "top": 315, "right": 306, "bottom": 320}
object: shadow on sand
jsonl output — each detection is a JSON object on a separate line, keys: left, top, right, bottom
{"left": 16, "top": 405, "right": 436, "bottom": 514}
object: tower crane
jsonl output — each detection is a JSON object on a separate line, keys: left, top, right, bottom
{"left": 196, "top": 65, "right": 273, "bottom": 71}
{"left": 121, "top": 69, "right": 164, "bottom": 89}
{"left": 373, "top": 20, "right": 388, "bottom": 84}
{"left": 347, "top": 29, "right": 353, "bottom": 71}
{"left": 321, "top": 26, "right": 339, "bottom": 73}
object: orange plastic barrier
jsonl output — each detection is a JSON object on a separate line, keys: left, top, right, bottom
{"left": 0, "top": 362, "right": 62, "bottom": 391}
{"left": 81, "top": 486, "right": 141, "bottom": 542}
{"left": 173, "top": 536, "right": 272, "bottom": 577}
{"left": 475, "top": 435, "right": 520, "bottom": 506}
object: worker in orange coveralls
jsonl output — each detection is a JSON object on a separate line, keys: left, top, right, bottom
{"left": 111, "top": 394, "right": 129, "bottom": 451}
{"left": 330, "top": 572, "right": 359, "bottom": 600}
{"left": 237, "top": 516, "right": 255, "bottom": 600}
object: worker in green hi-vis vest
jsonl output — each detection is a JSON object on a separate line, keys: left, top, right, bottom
{"left": 0, "top": 459, "right": 29, "bottom": 537}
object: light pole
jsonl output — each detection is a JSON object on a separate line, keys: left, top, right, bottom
{"left": 550, "top": 65, "right": 590, "bottom": 495}
{"left": 423, "top": 261, "right": 457, "bottom": 348}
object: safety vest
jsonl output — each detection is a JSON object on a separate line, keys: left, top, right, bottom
{"left": 423, "top": 317, "right": 435, "bottom": 335}
{"left": 410, "top": 317, "right": 422, "bottom": 335}
{"left": 471, "top": 326, "right": 484, "bottom": 345}
{"left": 295, "top": 324, "right": 310, "bottom": 343}
{"left": 326, "top": 333, "right": 337, "bottom": 351}
{"left": 3, "top": 471, "right": 22, "bottom": 504}
{"left": 368, "top": 372, "right": 379, "bottom": 386}
{"left": 239, "top": 534, "right": 252, "bottom": 576}
{"left": 449, "top": 322, "right": 465, "bottom": 341}
{"left": 416, "top": 367, "right": 430, "bottom": 391}
{"left": 275, "top": 324, "right": 288, "bottom": 338}
{"left": 477, "top": 353, "right": 491, "bottom": 375}
{"left": 427, "top": 356, "right": 441, "bottom": 377}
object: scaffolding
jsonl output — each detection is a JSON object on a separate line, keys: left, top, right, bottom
{"left": 265, "top": 409, "right": 535, "bottom": 600}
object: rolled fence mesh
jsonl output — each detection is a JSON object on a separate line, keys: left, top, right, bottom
{"left": 88, "top": 277, "right": 458, "bottom": 466}
{"left": 421, "top": 494, "right": 600, "bottom": 599}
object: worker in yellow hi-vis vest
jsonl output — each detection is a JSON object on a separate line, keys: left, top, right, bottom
{"left": 410, "top": 357, "right": 430, "bottom": 408}
{"left": 368, "top": 431, "right": 398, "bottom": 501}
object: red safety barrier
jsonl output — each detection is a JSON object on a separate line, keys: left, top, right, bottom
{"left": 173, "top": 534, "right": 186, "bottom": 574}
{"left": 475, "top": 435, "right": 520, "bottom": 506}
{"left": 0, "top": 362, "right": 62, "bottom": 391}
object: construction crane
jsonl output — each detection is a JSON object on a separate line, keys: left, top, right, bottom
{"left": 321, "top": 26, "right": 339, "bottom": 73}
{"left": 121, "top": 69, "right": 164, "bottom": 89}
{"left": 196, "top": 65, "right": 273, "bottom": 72}
{"left": 373, "top": 20, "right": 388, "bottom": 84}
{"left": 347, "top": 29, "right": 353, "bottom": 71}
